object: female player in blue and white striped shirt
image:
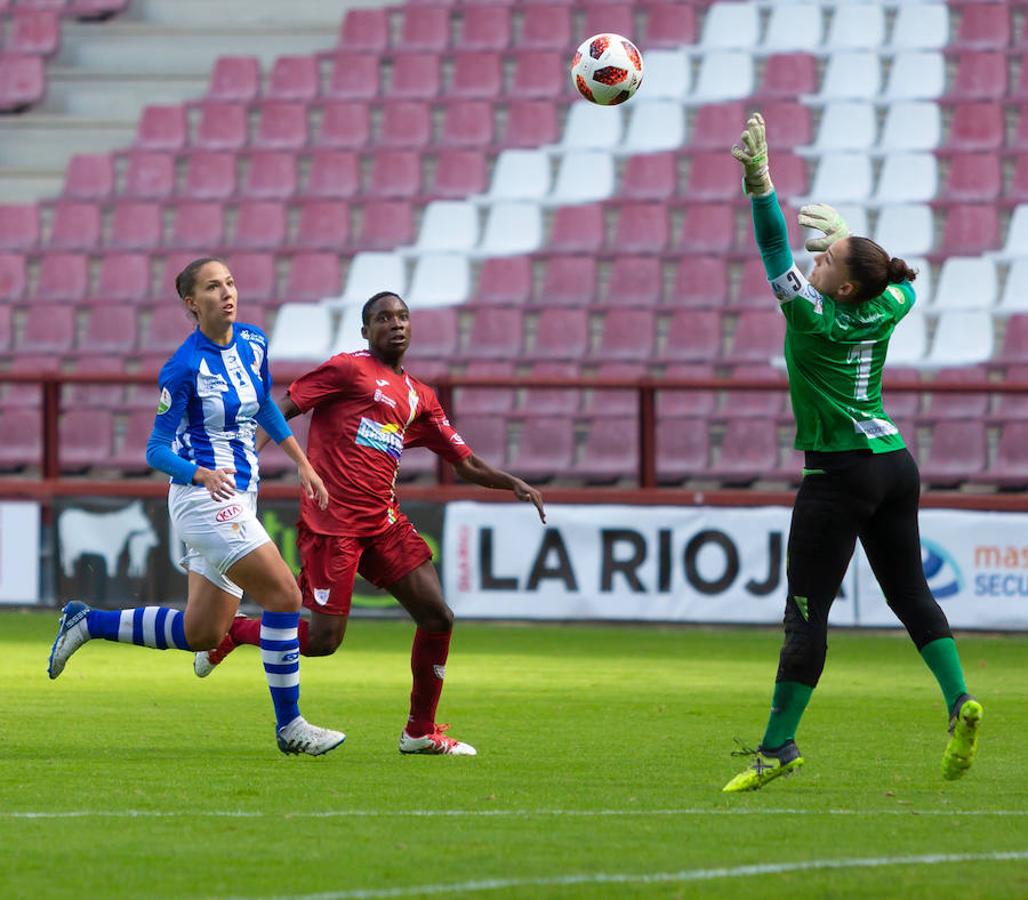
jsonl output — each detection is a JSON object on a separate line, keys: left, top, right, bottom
{"left": 48, "top": 257, "right": 345, "bottom": 756}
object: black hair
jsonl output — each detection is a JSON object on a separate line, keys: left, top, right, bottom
{"left": 362, "top": 291, "right": 407, "bottom": 326}
{"left": 844, "top": 237, "right": 918, "bottom": 303}
{"left": 175, "top": 257, "right": 225, "bottom": 300}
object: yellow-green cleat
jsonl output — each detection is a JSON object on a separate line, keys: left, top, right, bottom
{"left": 942, "top": 696, "right": 983, "bottom": 781}
{"left": 722, "top": 740, "right": 804, "bottom": 793}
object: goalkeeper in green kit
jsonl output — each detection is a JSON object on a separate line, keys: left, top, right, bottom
{"left": 722, "top": 113, "right": 983, "bottom": 793}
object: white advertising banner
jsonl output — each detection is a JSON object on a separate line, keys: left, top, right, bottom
{"left": 443, "top": 502, "right": 857, "bottom": 625}
{"left": 0, "top": 501, "right": 40, "bottom": 604}
{"left": 856, "top": 510, "right": 1028, "bottom": 630}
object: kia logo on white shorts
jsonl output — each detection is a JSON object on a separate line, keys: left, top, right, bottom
{"left": 216, "top": 504, "right": 243, "bottom": 523}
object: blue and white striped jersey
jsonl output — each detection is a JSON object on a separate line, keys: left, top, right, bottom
{"left": 146, "top": 323, "right": 290, "bottom": 492}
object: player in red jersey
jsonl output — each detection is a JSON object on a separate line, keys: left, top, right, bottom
{"left": 195, "top": 291, "right": 546, "bottom": 755}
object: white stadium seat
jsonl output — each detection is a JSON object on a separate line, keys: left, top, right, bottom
{"left": 998, "top": 259, "right": 1028, "bottom": 315}
{"left": 906, "top": 257, "right": 933, "bottom": 307}
{"left": 336, "top": 252, "right": 407, "bottom": 305}
{"left": 410, "top": 201, "right": 478, "bottom": 253}
{"left": 884, "top": 52, "right": 946, "bottom": 100}
{"left": 825, "top": 4, "right": 885, "bottom": 49}
{"left": 890, "top": 4, "right": 949, "bottom": 50}
{"left": 817, "top": 51, "right": 881, "bottom": 100}
{"left": 927, "top": 311, "right": 993, "bottom": 366}
{"left": 560, "top": 102, "right": 624, "bottom": 152}
{"left": 886, "top": 307, "right": 927, "bottom": 365}
{"left": 933, "top": 258, "right": 998, "bottom": 311}
{"left": 407, "top": 254, "right": 471, "bottom": 307}
{"left": 485, "top": 150, "right": 551, "bottom": 201}
{"left": 813, "top": 102, "right": 877, "bottom": 151}
{"left": 269, "top": 303, "right": 334, "bottom": 361}
{"left": 809, "top": 153, "right": 873, "bottom": 202}
{"left": 700, "top": 2, "right": 760, "bottom": 49}
{"left": 879, "top": 102, "right": 943, "bottom": 151}
{"left": 477, "top": 201, "right": 544, "bottom": 256}
{"left": 327, "top": 301, "right": 369, "bottom": 356}
{"left": 875, "top": 153, "right": 938, "bottom": 203}
{"left": 764, "top": 4, "right": 823, "bottom": 51}
{"left": 691, "top": 51, "right": 754, "bottom": 102}
{"left": 638, "top": 50, "right": 690, "bottom": 100}
{"left": 874, "top": 205, "right": 934, "bottom": 257}
{"left": 998, "top": 205, "right": 1028, "bottom": 259}
{"left": 549, "top": 150, "right": 615, "bottom": 204}
{"left": 622, "top": 100, "right": 686, "bottom": 153}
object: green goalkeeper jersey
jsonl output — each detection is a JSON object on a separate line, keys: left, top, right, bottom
{"left": 751, "top": 193, "right": 914, "bottom": 453}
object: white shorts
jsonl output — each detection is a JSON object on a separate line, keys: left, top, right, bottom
{"left": 169, "top": 485, "right": 271, "bottom": 598}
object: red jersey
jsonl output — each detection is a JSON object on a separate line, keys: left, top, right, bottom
{"left": 288, "top": 350, "right": 472, "bottom": 536}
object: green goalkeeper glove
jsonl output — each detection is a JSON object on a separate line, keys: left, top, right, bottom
{"left": 730, "top": 112, "right": 773, "bottom": 197}
{"left": 798, "top": 203, "right": 850, "bottom": 252}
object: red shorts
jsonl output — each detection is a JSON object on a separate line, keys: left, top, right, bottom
{"left": 297, "top": 515, "right": 433, "bottom": 617}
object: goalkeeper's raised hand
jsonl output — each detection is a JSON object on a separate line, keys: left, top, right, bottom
{"left": 730, "top": 112, "right": 773, "bottom": 197}
{"left": 798, "top": 203, "right": 850, "bottom": 252}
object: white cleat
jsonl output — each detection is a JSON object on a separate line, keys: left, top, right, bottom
{"left": 47, "top": 601, "right": 92, "bottom": 680}
{"left": 276, "top": 716, "right": 346, "bottom": 757}
{"left": 194, "top": 651, "right": 216, "bottom": 678}
{"left": 399, "top": 724, "right": 477, "bottom": 756}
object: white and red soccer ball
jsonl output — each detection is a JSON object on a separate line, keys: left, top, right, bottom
{"left": 570, "top": 33, "right": 644, "bottom": 106}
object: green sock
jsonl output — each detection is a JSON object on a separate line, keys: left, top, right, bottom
{"left": 919, "top": 637, "right": 968, "bottom": 712}
{"left": 761, "top": 681, "right": 814, "bottom": 751}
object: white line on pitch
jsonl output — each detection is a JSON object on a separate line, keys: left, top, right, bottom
{"left": 4, "top": 808, "right": 1028, "bottom": 820}
{"left": 260, "top": 851, "right": 1028, "bottom": 900}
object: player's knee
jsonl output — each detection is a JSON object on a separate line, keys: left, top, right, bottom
{"left": 187, "top": 624, "right": 227, "bottom": 651}
{"left": 263, "top": 576, "right": 302, "bottom": 613}
{"left": 305, "top": 631, "right": 342, "bottom": 657}
{"left": 417, "top": 604, "right": 453, "bottom": 633}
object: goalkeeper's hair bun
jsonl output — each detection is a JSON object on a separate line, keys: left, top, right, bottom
{"left": 845, "top": 237, "right": 917, "bottom": 302}
{"left": 888, "top": 257, "right": 918, "bottom": 285}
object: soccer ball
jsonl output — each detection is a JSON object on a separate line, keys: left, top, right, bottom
{"left": 570, "top": 33, "right": 644, "bottom": 106}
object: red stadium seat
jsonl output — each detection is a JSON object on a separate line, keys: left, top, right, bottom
{"left": 398, "top": 7, "right": 449, "bottom": 51}
{"left": 169, "top": 201, "right": 225, "bottom": 250}
{"left": 642, "top": 4, "right": 697, "bottom": 49}
{"left": 253, "top": 102, "right": 308, "bottom": 150}
{"left": 455, "top": 361, "right": 516, "bottom": 415}
{"left": 735, "top": 258, "right": 777, "bottom": 308}
{"left": 403, "top": 307, "right": 459, "bottom": 362}
{"left": 49, "top": 202, "right": 101, "bottom": 250}
{"left": 465, "top": 307, "right": 524, "bottom": 360}
{"left": 134, "top": 104, "right": 187, "bottom": 151}
{"left": 0, "top": 408, "right": 42, "bottom": 469}
{"left": 719, "top": 364, "right": 785, "bottom": 419}
{"left": 0, "top": 304, "right": 10, "bottom": 352}
{"left": 581, "top": 6, "right": 633, "bottom": 45}
{"left": 726, "top": 310, "right": 786, "bottom": 362}
{"left": 881, "top": 367, "right": 922, "bottom": 420}
{"left": 657, "top": 363, "right": 717, "bottom": 418}
{"left": 124, "top": 151, "right": 176, "bottom": 200}
{"left": 950, "top": 52, "right": 1007, "bottom": 99}
{"left": 662, "top": 310, "right": 722, "bottom": 362}
{"left": 656, "top": 417, "right": 710, "bottom": 484}
{"left": 285, "top": 252, "right": 343, "bottom": 302}
{"left": 294, "top": 200, "right": 349, "bottom": 250}
{"left": 1013, "top": 106, "right": 1028, "bottom": 150}
{"left": 954, "top": 5, "right": 1011, "bottom": 50}
{"left": 504, "top": 100, "right": 559, "bottom": 147}
{"left": 0, "top": 204, "right": 40, "bottom": 250}
{"left": 451, "top": 415, "right": 506, "bottom": 469}
{"left": 996, "top": 314, "right": 1028, "bottom": 362}
{"left": 2, "top": 354, "right": 53, "bottom": 407}
{"left": 141, "top": 305, "right": 193, "bottom": 355}
{"left": 233, "top": 200, "right": 286, "bottom": 250}
{"left": 302, "top": 149, "right": 359, "bottom": 199}
{"left": 21, "top": 303, "right": 74, "bottom": 353}
{"left": 475, "top": 256, "right": 531, "bottom": 305}
{"left": 760, "top": 103, "right": 812, "bottom": 149}
{"left": 520, "top": 6, "right": 571, "bottom": 51}
{"left": 78, "top": 304, "right": 138, "bottom": 354}
{"left": 605, "top": 256, "right": 662, "bottom": 307}
{"left": 439, "top": 101, "right": 494, "bottom": 148}
{"left": 988, "top": 422, "right": 1028, "bottom": 487}
{"left": 939, "top": 204, "right": 1000, "bottom": 254}
{"left": 509, "top": 51, "right": 564, "bottom": 99}
{"left": 450, "top": 52, "right": 503, "bottom": 99}
{"left": 521, "top": 361, "right": 579, "bottom": 415}
{"left": 59, "top": 408, "right": 113, "bottom": 472}
{"left": 582, "top": 362, "right": 646, "bottom": 418}
{"left": 676, "top": 203, "right": 734, "bottom": 254}
{"left": 367, "top": 151, "right": 421, "bottom": 198}
{"left": 377, "top": 101, "right": 432, "bottom": 148}
{"left": 947, "top": 102, "right": 1004, "bottom": 150}
{"left": 531, "top": 309, "right": 589, "bottom": 360}
{"left": 537, "top": 256, "right": 598, "bottom": 306}
{"left": 0, "top": 54, "right": 45, "bottom": 112}
{"left": 621, "top": 152, "right": 676, "bottom": 200}
{"left": 548, "top": 204, "right": 604, "bottom": 254}
{"left": 690, "top": 103, "right": 747, "bottom": 151}
{"left": 432, "top": 150, "right": 488, "bottom": 198}
{"left": 340, "top": 8, "right": 389, "bottom": 52}
{"left": 91, "top": 253, "right": 150, "bottom": 303}
{"left": 612, "top": 203, "right": 670, "bottom": 255}
{"left": 943, "top": 153, "right": 1001, "bottom": 201}
{"left": 110, "top": 409, "right": 160, "bottom": 473}
{"left": 62, "top": 153, "right": 114, "bottom": 201}
{"left": 205, "top": 56, "right": 260, "bottom": 103}
{"left": 36, "top": 252, "right": 88, "bottom": 302}
{"left": 510, "top": 416, "right": 575, "bottom": 480}
{"left": 326, "top": 54, "right": 380, "bottom": 100}
{"left": 241, "top": 151, "right": 297, "bottom": 200}
{"left": 460, "top": 7, "right": 511, "bottom": 51}
{"left": 992, "top": 365, "right": 1028, "bottom": 421}
{"left": 358, "top": 200, "right": 414, "bottom": 249}
{"left": 759, "top": 53, "right": 818, "bottom": 97}
{"left": 574, "top": 418, "right": 638, "bottom": 482}
{"left": 8, "top": 10, "right": 60, "bottom": 56}
{"left": 669, "top": 257, "right": 728, "bottom": 308}
{"left": 63, "top": 355, "right": 124, "bottom": 409}
{"left": 710, "top": 419, "right": 779, "bottom": 485}
{"left": 267, "top": 56, "right": 319, "bottom": 102}
{"left": 919, "top": 421, "right": 987, "bottom": 485}
{"left": 769, "top": 153, "right": 809, "bottom": 199}
{"left": 0, "top": 252, "right": 27, "bottom": 301}
{"left": 388, "top": 53, "right": 441, "bottom": 99}
{"left": 921, "top": 365, "right": 989, "bottom": 421}
{"left": 589, "top": 309, "right": 656, "bottom": 362}
{"left": 180, "top": 150, "right": 237, "bottom": 202}
{"left": 684, "top": 153, "right": 741, "bottom": 202}
{"left": 225, "top": 252, "right": 275, "bottom": 303}
{"left": 194, "top": 101, "right": 248, "bottom": 151}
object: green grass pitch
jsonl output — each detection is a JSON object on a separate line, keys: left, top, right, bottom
{"left": 3, "top": 611, "right": 1027, "bottom": 899}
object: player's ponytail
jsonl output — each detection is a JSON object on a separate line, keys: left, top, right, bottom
{"left": 844, "top": 237, "right": 918, "bottom": 303}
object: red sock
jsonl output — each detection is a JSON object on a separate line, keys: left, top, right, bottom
{"left": 229, "top": 617, "right": 311, "bottom": 655}
{"left": 407, "top": 628, "right": 452, "bottom": 737}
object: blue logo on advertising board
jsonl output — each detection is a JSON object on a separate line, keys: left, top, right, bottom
{"left": 922, "top": 539, "right": 962, "bottom": 600}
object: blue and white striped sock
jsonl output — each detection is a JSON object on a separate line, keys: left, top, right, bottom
{"left": 86, "top": 607, "right": 190, "bottom": 650}
{"left": 260, "top": 610, "right": 301, "bottom": 731}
